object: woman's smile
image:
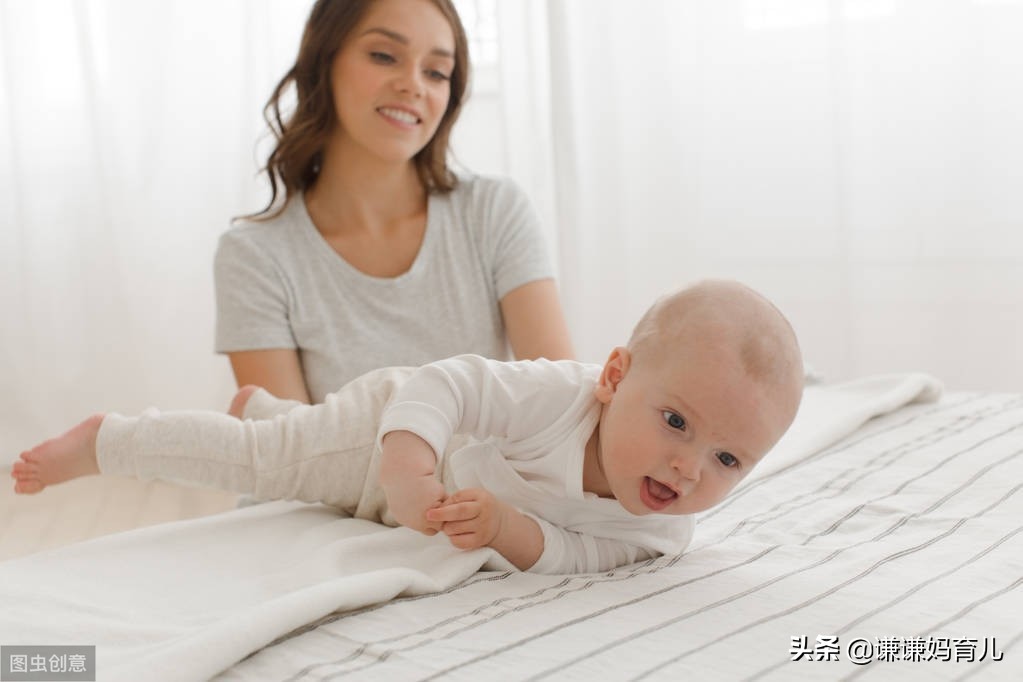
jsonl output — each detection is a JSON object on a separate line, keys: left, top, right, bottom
{"left": 377, "top": 106, "right": 422, "bottom": 127}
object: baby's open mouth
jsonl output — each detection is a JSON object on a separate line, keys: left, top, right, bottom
{"left": 640, "top": 476, "right": 678, "bottom": 511}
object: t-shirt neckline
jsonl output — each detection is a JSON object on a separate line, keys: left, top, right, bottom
{"left": 296, "top": 192, "right": 437, "bottom": 284}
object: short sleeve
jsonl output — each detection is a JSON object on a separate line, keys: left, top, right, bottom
{"left": 478, "top": 178, "right": 556, "bottom": 300}
{"left": 213, "top": 229, "right": 297, "bottom": 353}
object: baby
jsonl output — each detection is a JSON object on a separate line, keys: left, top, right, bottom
{"left": 12, "top": 280, "right": 803, "bottom": 574}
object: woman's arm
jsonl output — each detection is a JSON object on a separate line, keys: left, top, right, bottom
{"left": 500, "top": 279, "right": 575, "bottom": 361}
{"left": 227, "top": 349, "right": 311, "bottom": 403}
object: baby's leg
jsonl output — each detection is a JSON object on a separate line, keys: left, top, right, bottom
{"left": 93, "top": 407, "right": 337, "bottom": 501}
{"left": 11, "top": 414, "right": 104, "bottom": 494}
{"left": 9, "top": 381, "right": 278, "bottom": 495}
{"left": 97, "top": 367, "right": 414, "bottom": 514}
{"left": 229, "top": 385, "right": 297, "bottom": 508}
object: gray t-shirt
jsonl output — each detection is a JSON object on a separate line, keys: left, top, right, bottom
{"left": 214, "top": 174, "right": 554, "bottom": 402}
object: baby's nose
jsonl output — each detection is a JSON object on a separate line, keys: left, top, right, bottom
{"left": 670, "top": 450, "right": 701, "bottom": 481}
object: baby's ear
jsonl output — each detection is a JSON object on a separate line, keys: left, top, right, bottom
{"left": 594, "top": 347, "right": 631, "bottom": 404}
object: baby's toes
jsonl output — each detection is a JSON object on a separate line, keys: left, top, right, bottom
{"left": 11, "top": 460, "right": 37, "bottom": 477}
{"left": 14, "top": 479, "right": 43, "bottom": 494}
{"left": 18, "top": 448, "right": 41, "bottom": 464}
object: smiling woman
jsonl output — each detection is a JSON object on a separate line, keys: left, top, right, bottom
{"left": 0, "top": 0, "right": 567, "bottom": 478}
{"left": 216, "top": 0, "right": 574, "bottom": 410}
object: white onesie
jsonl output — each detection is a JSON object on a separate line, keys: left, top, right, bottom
{"left": 97, "top": 355, "right": 694, "bottom": 574}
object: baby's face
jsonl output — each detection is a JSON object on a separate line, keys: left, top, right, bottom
{"left": 589, "top": 342, "right": 797, "bottom": 516}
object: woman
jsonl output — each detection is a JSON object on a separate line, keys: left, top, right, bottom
{"left": 215, "top": 0, "right": 573, "bottom": 407}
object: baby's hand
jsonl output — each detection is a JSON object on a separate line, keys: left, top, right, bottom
{"left": 379, "top": 429, "right": 445, "bottom": 536}
{"left": 383, "top": 474, "right": 446, "bottom": 536}
{"left": 427, "top": 488, "right": 505, "bottom": 550}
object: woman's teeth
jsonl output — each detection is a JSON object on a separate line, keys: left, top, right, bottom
{"left": 379, "top": 107, "right": 418, "bottom": 125}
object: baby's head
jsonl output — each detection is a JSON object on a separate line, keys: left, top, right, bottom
{"left": 588, "top": 280, "right": 804, "bottom": 516}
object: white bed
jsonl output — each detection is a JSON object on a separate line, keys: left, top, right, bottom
{"left": 2, "top": 375, "right": 1021, "bottom": 681}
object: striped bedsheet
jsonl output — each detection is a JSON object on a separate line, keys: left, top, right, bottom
{"left": 218, "top": 392, "right": 1023, "bottom": 681}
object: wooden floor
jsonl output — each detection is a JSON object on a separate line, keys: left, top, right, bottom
{"left": 0, "top": 465, "right": 237, "bottom": 561}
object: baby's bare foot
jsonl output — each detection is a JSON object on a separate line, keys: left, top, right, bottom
{"left": 228, "top": 385, "right": 259, "bottom": 419}
{"left": 11, "top": 414, "right": 104, "bottom": 494}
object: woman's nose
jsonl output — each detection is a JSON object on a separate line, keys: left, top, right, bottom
{"left": 395, "top": 66, "right": 425, "bottom": 97}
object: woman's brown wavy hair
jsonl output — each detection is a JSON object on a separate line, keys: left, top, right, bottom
{"left": 248, "top": 0, "right": 470, "bottom": 220}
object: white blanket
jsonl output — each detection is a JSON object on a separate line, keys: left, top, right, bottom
{"left": 0, "top": 373, "right": 942, "bottom": 682}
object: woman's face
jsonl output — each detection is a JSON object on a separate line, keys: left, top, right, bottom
{"left": 328, "top": 0, "right": 456, "bottom": 166}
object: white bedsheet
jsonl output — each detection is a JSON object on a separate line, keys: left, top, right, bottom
{"left": 0, "top": 508, "right": 504, "bottom": 681}
{"left": 227, "top": 382, "right": 1022, "bottom": 681}
{"left": 0, "top": 373, "right": 949, "bottom": 681}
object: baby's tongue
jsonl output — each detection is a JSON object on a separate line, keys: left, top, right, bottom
{"left": 647, "top": 478, "right": 676, "bottom": 500}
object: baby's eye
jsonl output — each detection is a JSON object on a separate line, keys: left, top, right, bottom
{"left": 717, "top": 452, "right": 739, "bottom": 468}
{"left": 370, "top": 51, "right": 396, "bottom": 64}
{"left": 662, "top": 411, "right": 686, "bottom": 431}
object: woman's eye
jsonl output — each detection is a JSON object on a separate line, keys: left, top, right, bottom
{"left": 370, "top": 51, "right": 395, "bottom": 64}
{"left": 662, "top": 411, "right": 686, "bottom": 431}
{"left": 426, "top": 69, "right": 451, "bottom": 82}
{"left": 717, "top": 452, "right": 738, "bottom": 468}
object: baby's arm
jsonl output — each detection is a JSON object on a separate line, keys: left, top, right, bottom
{"left": 378, "top": 430, "right": 447, "bottom": 535}
{"left": 426, "top": 488, "right": 544, "bottom": 571}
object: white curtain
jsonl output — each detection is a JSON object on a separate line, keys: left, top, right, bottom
{"left": 497, "top": 0, "right": 1023, "bottom": 390}
{"left": 0, "top": 1, "right": 313, "bottom": 463}
{"left": 3, "top": 0, "right": 1022, "bottom": 465}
